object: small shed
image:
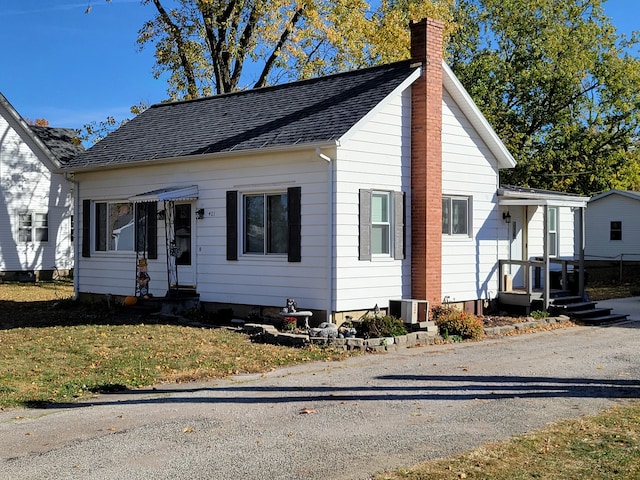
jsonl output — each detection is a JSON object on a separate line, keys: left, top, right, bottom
{"left": 585, "top": 190, "right": 640, "bottom": 261}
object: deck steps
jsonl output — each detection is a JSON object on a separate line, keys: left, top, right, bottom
{"left": 550, "top": 295, "right": 628, "bottom": 325}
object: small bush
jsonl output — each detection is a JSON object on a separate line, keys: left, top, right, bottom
{"left": 358, "top": 315, "right": 407, "bottom": 339}
{"left": 431, "top": 305, "right": 484, "bottom": 340}
{"left": 530, "top": 310, "right": 549, "bottom": 319}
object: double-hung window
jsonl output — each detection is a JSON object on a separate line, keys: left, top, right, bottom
{"left": 547, "top": 207, "right": 558, "bottom": 257}
{"left": 371, "top": 192, "right": 391, "bottom": 255}
{"left": 359, "top": 189, "right": 404, "bottom": 261}
{"left": 18, "top": 212, "right": 48, "bottom": 242}
{"left": 610, "top": 221, "right": 622, "bottom": 241}
{"left": 442, "top": 196, "right": 470, "bottom": 236}
{"left": 95, "top": 201, "right": 134, "bottom": 251}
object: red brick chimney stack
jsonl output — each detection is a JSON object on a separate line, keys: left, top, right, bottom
{"left": 409, "top": 18, "right": 444, "bottom": 307}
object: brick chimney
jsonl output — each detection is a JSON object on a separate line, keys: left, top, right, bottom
{"left": 409, "top": 18, "right": 444, "bottom": 307}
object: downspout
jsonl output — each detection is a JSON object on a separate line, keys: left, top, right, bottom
{"left": 65, "top": 172, "right": 80, "bottom": 301}
{"left": 316, "top": 147, "right": 334, "bottom": 323}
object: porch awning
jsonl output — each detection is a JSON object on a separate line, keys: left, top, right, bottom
{"left": 129, "top": 185, "right": 199, "bottom": 203}
{"left": 497, "top": 185, "right": 588, "bottom": 208}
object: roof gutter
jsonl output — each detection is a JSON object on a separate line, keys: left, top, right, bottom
{"left": 63, "top": 141, "right": 340, "bottom": 174}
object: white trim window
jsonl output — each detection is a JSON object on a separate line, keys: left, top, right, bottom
{"left": 371, "top": 192, "right": 391, "bottom": 255}
{"left": 442, "top": 196, "right": 470, "bottom": 236}
{"left": 359, "top": 189, "right": 404, "bottom": 261}
{"left": 95, "top": 201, "right": 134, "bottom": 252}
{"left": 18, "top": 212, "right": 48, "bottom": 242}
{"left": 548, "top": 207, "right": 558, "bottom": 257}
{"left": 243, "top": 192, "right": 288, "bottom": 255}
{"left": 18, "top": 212, "right": 49, "bottom": 243}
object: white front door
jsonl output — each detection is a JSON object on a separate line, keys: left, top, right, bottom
{"left": 509, "top": 207, "right": 526, "bottom": 288}
{"left": 174, "top": 203, "right": 196, "bottom": 287}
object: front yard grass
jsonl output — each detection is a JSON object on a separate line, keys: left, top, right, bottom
{"left": 376, "top": 401, "right": 640, "bottom": 480}
{"left": 0, "top": 281, "right": 352, "bottom": 408}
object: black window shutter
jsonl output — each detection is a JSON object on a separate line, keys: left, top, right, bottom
{"left": 359, "top": 189, "right": 371, "bottom": 261}
{"left": 147, "top": 202, "right": 158, "bottom": 259}
{"left": 394, "top": 191, "right": 405, "bottom": 260}
{"left": 226, "top": 191, "right": 238, "bottom": 261}
{"left": 287, "top": 186, "right": 302, "bottom": 263}
{"left": 82, "top": 199, "right": 91, "bottom": 258}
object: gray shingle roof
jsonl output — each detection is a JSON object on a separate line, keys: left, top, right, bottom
{"left": 31, "top": 126, "right": 85, "bottom": 165}
{"left": 66, "top": 61, "right": 416, "bottom": 170}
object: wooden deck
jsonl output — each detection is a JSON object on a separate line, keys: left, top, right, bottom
{"left": 498, "top": 257, "right": 585, "bottom": 311}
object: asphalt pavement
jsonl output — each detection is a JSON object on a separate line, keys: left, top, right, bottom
{"left": 1, "top": 297, "right": 639, "bottom": 480}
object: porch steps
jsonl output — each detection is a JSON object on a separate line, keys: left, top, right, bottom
{"left": 114, "top": 300, "right": 163, "bottom": 323}
{"left": 549, "top": 294, "right": 628, "bottom": 325}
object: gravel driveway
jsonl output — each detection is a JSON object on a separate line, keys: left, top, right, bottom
{"left": 1, "top": 303, "right": 639, "bottom": 480}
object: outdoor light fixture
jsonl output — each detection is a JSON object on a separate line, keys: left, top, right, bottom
{"left": 196, "top": 208, "right": 205, "bottom": 219}
{"left": 503, "top": 211, "right": 512, "bottom": 224}
{"left": 157, "top": 209, "right": 166, "bottom": 220}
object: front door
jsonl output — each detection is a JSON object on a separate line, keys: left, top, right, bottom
{"left": 174, "top": 203, "right": 196, "bottom": 287}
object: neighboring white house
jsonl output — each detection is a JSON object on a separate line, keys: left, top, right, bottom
{"left": 0, "top": 93, "right": 81, "bottom": 280}
{"left": 585, "top": 189, "right": 640, "bottom": 261}
{"left": 63, "top": 19, "right": 584, "bottom": 321}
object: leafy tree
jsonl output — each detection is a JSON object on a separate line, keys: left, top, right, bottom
{"left": 135, "top": 0, "right": 455, "bottom": 98}
{"left": 79, "top": 102, "right": 148, "bottom": 145}
{"left": 80, "top": 0, "right": 453, "bottom": 144}
{"left": 446, "top": 0, "right": 640, "bottom": 195}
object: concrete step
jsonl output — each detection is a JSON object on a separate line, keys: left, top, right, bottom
{"left": 554, "top": 301, "right": 597, "bottom": 312}
{"left": 570, "top": 307, "right": 612, "bottom": 319}
{"left": 573, "top": 314, "right": 629, "bottom": 326}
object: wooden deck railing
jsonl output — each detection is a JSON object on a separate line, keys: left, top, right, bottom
{"left": 499, "top": 258, "right": 584, "bottom": 307}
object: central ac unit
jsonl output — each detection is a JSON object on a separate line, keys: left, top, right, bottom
{"left": 388, "top": 299, "right": 429, "bottom": 324}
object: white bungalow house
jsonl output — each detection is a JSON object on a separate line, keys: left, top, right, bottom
{"left": 585, "top": 190, "right": 640, "bottom": 261}
{"left": 0, "top": 93, "right": 81, "bottom": 281}
{"left": 64, "top": 19, "right": 587, "bottom": 322}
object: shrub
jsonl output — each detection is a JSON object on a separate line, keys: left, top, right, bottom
{"left": 530, "top": 310, "right": 549, "bottom": 319}
{"left": 358, "top": 315, "right": 407, "bottom": 339}
{"left": 431, "top": 305, "right": 484, "bottom": 340}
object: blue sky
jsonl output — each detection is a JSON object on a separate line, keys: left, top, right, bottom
{"left": 1, "top": 0, "right": 638, "bottom": 131}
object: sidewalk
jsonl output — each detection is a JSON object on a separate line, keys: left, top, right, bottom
{"left": 595, "top": 296, "right": 640, "bottom": 321}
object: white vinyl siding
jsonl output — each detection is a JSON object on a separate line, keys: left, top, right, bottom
{"left": 586, "top": 193, "right": 640, "bottom": 259}
{"left": 0, "top": 114, "right": 74, "bottom": 272}
{"left": 333, "top": 89, "right": 410, "bottom": 312}
{"left": 441, "top": 87, "right": 503, "bottom": 303}
{"left": 76, "top": 150, "right": 329, "bottom": 309}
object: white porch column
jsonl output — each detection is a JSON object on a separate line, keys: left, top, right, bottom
{"left": 543, "top": 205, "right": 550, "bottom": 309}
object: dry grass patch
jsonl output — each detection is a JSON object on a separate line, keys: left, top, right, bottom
{"left": 376, "top": 402, "right": 640, "bottom": 480}
{"left": 0, "top": 282, "right": 354, "bottom": 408}
{"left": 0, "top": 323, "right": 352, "bottom": 408}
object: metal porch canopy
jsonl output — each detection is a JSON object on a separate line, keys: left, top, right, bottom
{"left": 129, "top": 185, "right": 199, "bottom": 203}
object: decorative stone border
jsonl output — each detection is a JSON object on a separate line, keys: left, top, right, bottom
{"left": 482, "top": 315, "right": 572, "bottom": 337}
{"left": 239, "top": 315, "right": 574, "bottom": 351}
